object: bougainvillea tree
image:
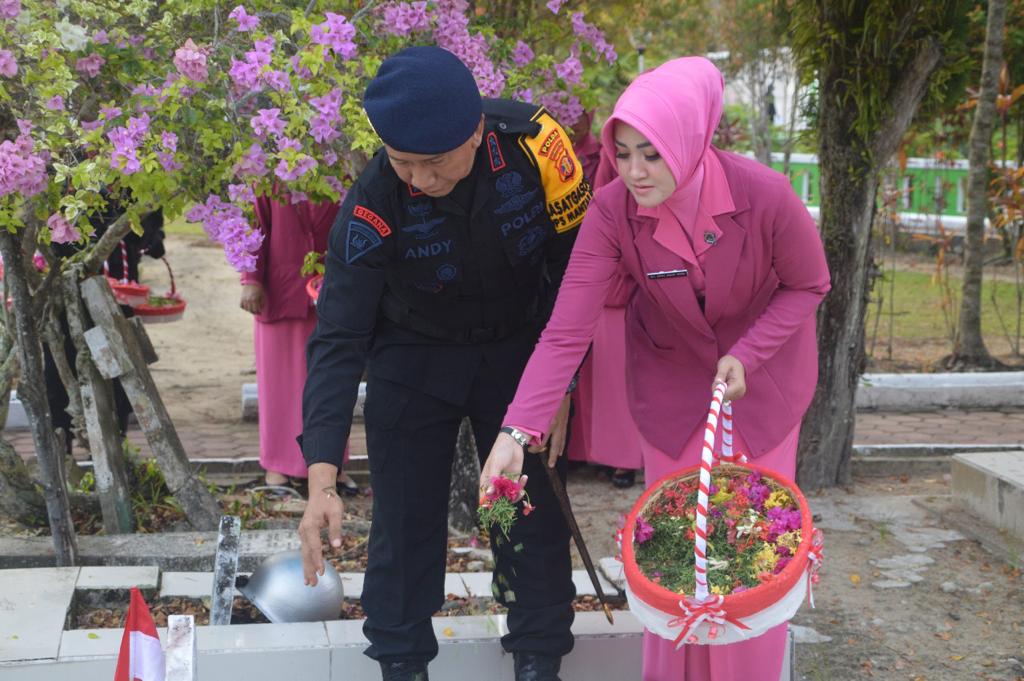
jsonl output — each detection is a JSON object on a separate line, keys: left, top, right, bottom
{"left": 0, "top": 0, "right": 617, "bottom": 562}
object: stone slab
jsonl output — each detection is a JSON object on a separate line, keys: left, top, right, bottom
{"left": 160, "top": 572, "right": 214, "bottom": 599}
{"left": 952, "top": 450, "right": 1024, "bottom": 540}
{"left": 0, "top": 568, "right": 79, "bottom": 663}
{"left": 0, "top": 529, "right": 300, "bottom": 572}
{"left": 856, "top": 371, "right": 1024, "bottom": 410}
{"left": 76, "top": 565, "right": 159, "bottom": 591}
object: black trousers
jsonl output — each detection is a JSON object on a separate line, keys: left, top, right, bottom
{"left": 360, "top": 376, "right": 576, "bottom": 664}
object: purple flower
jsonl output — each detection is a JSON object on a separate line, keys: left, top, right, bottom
{"left": 227, "top": 183, "right": 256, "bottom": 204}
{"left": 15, "top": 119, "right": 31, "bottom": 135}
{"left": 634, "top": 516, "right": 654, "bottom": 544}
{"left": 310, "top": 89, "right": 343, "bottom": 116}
{"left": 290, "top": 54, "right": 313, "bottom": 80}
{"left": 288, "top": 191, "right": 308, "bottom": 204}
{"left": 381, "top": 1, "right": 430, "bottom": 36}
{"left": 276, "top": 136, "right": 301, "bottom": 152}
{"left": 538, "top": 92, "right": 583, "bottom": 127}
{"left": 81, "top": 119, "right": 103, "bottom": 131}
{"left": 157, "top": 152, "right": 182, "bottom": 172}
{"left": 93, "top": 29, "right": 109, "bottom": 44}
{"left": 545, "top": 0, "right": 566, "bottom": 13}
{"left": 228, "top": 58, "right": 261, "bottom": 92}
{"left": 324, "top": 175, "right": 346, "bottom": 196}
{"left": 228, "top": 5, "right": 260, "bottom": 31}
{"left": 161, "top": 131, "right": 178, "bottom": 152}
{"left": 311, "top": 12, "right": 357, "bottom": 60}
{"left": 126, "top": 113, "right": 150, "bottom": 143}
{"left": 322, "top": 150, "right": 338, "bottom": 166}
{"left": 250, "top": 108, "right": 286, "bottom": 138}
{"left": 263, "top": 69, "right": 290, "bottom": 92}
{"left": 274, "top": 155, "right": 317, "bottom": 181}
{"left": 570, "top": 12, "right": 616, "bottom": 63}
{"left": 110, "top": 147, "right": 140, "bottom": 174}
{"left": 0, "top": 49, "right": 17, "bottom": 78}
{"left": 47, "top": 213, "right": 80, "bottom": 244}
{"left": 100, "top": 106, "right": 122, "bottom": 120}
{"left": 174, "top": 39, "right": 208, "bottom": 82}
{"left": 0, "top": 0, "right": 20, "bottom": 19}
{"left": 128, "top": 34, "right": 145, "bottom": 47}
{"left": 554, "top": 55, "right": 583, "bottom": 85}
{"left": 515, "top": 88, "right": 534, "bottom": 104}
{"left": 0, "top": 135, "right": 47, "bottom": 198}
{"left": 235, "top": 143, "right": 268, "bottom": 177}
{"left": 44, "top": 95, "right": 64, "bottom": 111}
{"left": 512, "top": 41, "right": 534, "bottom": 67}
{"left": 309, "top": 114, "right": 339, "bottom": 143}
{"left": 75, "top": 53, "right": 106, "bottom": 78}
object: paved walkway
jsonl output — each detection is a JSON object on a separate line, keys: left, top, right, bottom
{"left": 7, "top": 408, "right": 1024, "bottom": 464}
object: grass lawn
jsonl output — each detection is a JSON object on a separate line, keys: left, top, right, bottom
{"left": 164, "top": 212, "right": 205, "bottom": 237}
{"left": 866, "top": 267, "right": 1024, "bottom": 362}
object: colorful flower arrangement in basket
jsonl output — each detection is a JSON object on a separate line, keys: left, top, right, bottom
{"left": 619, "top": 384, "right": 823, "bottom": 646}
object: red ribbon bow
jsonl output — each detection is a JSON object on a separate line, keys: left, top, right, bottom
{"left": 667, "top": 595, "right": 750, "bottom": 647}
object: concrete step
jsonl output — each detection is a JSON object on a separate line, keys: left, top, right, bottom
{"left": 951, "top": 450, "right": 1024, "bottom": 542}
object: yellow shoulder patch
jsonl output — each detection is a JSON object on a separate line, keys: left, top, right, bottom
{"left": 521, "top": 112, "right": 592, "bottom": 233}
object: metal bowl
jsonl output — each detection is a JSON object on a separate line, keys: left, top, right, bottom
{"left": 236, "top": 550, "right": 344, "bottom": 623}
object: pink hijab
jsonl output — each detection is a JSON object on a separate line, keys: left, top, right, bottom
{"left": 596, "top": 57, "right": 734, "bottom": 290}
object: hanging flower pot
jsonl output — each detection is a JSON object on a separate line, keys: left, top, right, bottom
{"left": 305, "top": 273, "right": 323, "bottom": 302}
{"left": 108, "top": 278, "right": 150, "bottom": 307}
{"left": 619, "top": 384, "right": 824, "bottom": 646}
{"left": 133, "top": 257, "right": 187, "bottom": 324}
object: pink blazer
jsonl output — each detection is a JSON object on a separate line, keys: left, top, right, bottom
{"left": 241, "top": 197, "right": 338, "bottom": 323}
{"left": 505, "top": 150, "right": 831, "bottom": 459}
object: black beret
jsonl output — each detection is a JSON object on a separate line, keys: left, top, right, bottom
{"left": 363, "top": 46, "right": 483, "bottom": 154}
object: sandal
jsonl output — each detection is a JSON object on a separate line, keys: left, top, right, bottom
{"left": 611, "top": 468, "right": 636, "bottom": 489}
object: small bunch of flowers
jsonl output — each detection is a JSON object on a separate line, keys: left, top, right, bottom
{"left": 634, "top": 468, "right": 803, "bottom": 595}
{"left": 478, "top": 474, "right": 534, "bottom": 541}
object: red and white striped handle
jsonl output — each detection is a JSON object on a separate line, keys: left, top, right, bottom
{"left": 693, "top": 382, "right": 749, "bottom": 602}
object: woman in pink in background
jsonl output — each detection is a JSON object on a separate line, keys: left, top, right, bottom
{"left": 482, "top": 56, "right": 830, "bottom": 680}
{"left": 565, "top": 111, "right": 643, "bottom": 488}
{"left": 240, "top": 196, "right": 354, "bottom": 493}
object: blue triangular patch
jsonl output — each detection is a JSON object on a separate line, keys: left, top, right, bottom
{"left": 345, "top": 220, "right": 383, "bottom": 264}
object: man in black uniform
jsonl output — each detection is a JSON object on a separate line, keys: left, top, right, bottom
{"left": 297, "top": 47, "right": 592, "bottom": 681}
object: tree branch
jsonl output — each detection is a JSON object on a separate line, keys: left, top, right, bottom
{"left": 870, "top": 36, "right": 942, "bottom": 163}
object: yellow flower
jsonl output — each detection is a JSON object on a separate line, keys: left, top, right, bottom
{"left": 711, "top": 584, "right": 725, "bottom": 595}
{"left": 752, "top": 543, "right": 779, "bottom": 573}
{"left": 711, "top": 488, "right": 734, "bottom": 505}
{"left": 764, "top": 490, "right": 794, "bottom": 510}
{"left": 776, "top": 531, "right": 802, "bottom": 551}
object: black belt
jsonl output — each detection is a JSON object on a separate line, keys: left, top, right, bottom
{"left": 379, "top": 292, "right": 540, "bottom": 344}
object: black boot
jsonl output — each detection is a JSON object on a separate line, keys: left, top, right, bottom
{"left": 379, "top": 661, "right": 429, "bottom": 681}
{"left": 513, "top": 652, "right": 563, "bottom": 681}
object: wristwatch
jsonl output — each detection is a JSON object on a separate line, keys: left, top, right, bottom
{"left": 500, "top": 426, "right": 531, "bottom": 448}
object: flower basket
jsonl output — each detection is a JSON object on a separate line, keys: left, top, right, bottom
{"left": 108, "top": 278, "right": 150, "bottom": 307}
{"left": 133, "top": 257, "right": 187, "bottom": 324}
{"left": 305, "top": 273, "right": 323, "bottom": 302}
{"left": 620, "top": 384, "right": 823, "bottom": 646}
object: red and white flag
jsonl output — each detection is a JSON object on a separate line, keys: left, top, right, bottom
{"left": 114, "top": 587, "right": 165, "bottom": 681}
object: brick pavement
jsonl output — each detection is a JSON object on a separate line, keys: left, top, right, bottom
{"left": 8, "top": 407, "right": 1022, "bottom": 464}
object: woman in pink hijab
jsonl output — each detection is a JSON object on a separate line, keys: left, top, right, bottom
{"left": 482, "top": 56, "right": 830, "bottom": 680}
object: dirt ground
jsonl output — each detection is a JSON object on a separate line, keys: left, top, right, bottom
{"left": 136, "top": 236, "right": 1024, "bottom": 680}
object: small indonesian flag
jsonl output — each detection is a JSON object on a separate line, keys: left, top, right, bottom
{"left": 114, "top": 587, "right": 165, "bottom": 681}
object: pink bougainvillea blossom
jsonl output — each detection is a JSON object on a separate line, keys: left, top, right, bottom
{"left": 44, "top": 95, "right": 64, "bottom": 111}
{"left": 311, "top": 13, "right": 357, "bottom": 60}
{"left": 92, "top": 29, "right": 109, "bottom": 44}
{"left": 235, "top": 143, "right": 268, "bottom": 177}
{"left": 512, "top": 40, "right": 534, "bottom": 67}
{"left": 274, "top": 155, "right": 317, "bottom": 181}
{"left": 570, "top": 12, "right": 616, "bottom": 63}
{"left": 381, "top": 1, "right": 430, "bottom": 36}
{"left": 545, "top": 0, "right": 566, "bottom": 14}
{"left": 47, "top": 213, "right": 81, "bottom": 244}
{"left": 0, "top": 135, "right": 47, "bottom": 197}
{"left": 173, "top": 39, "right": 208, "bottom": 82}
{"left": 0, "top": 0, "right": 20, "bottom": 20}
{"left": 75, "top": 53, "right": 106, "bottom": 77}
{"left": 157, "top": 152, "right": 183, "bottom": 172}
{"left": 228, "top": 5, "right": 260, "bottom": 31}
{"left": 161, "top": 131, "right": 178, "bottom": 152}
{"left": 0, "top": 49, "right": 17, "bottom": 78}
{"left": 250, "top": 108, "right": 286, "bottom": 138}
{"left": 100, "top": 106, "right": 122, "bottom": 120}
{"left": 554, "top": 54, "right": 582, "bottom": 85}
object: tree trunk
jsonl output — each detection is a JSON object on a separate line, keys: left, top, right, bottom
{"left": 0, "top": 230, "right": 78, "bottom": 564}
{"left": 797, "top": 40, "right": 943, "bottom": 490}
{"left": 0, "top": 438, "right": 48, "bottom": 526}
{"left": 448, "top": 417, "right": 481, "bottom": 535}
{"left": 951, "top": 0, "right": 1005, "bottom": 369}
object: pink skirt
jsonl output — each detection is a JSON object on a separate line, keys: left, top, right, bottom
{"left": 638, "top": 420, "right": 799, "bottom": 681}
{"left": 254, "top": 311, "right": 347, "bottom": 479}
{"left": 567, "top": 307, "right": 643, "bottom": 469}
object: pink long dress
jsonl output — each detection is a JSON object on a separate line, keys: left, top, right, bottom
{"left": 244, "top": 197, "right": 348, "bottom": 479}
